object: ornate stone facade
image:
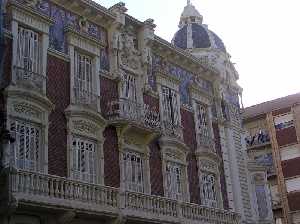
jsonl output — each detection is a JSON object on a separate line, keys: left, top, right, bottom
{"left": 0, "top": 0, "right": 271, "bottom": 224}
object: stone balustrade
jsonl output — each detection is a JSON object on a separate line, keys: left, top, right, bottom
{"left": 107, "top": 97, "right": 160, "bottom": 129}
{"left": 7, "top": 170, "right": 240, "bottom": 224}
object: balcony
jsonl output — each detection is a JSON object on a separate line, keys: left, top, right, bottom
{"left": 107, "top": 98, "right": 160, "bottom": 130}
{"left": 196, "top": 133, "right": 216, "bottom": 152}
{"left": 14, "top": 66, "right": 45, "bottom": 93}
{"left": 74, "top": 87, "right": 100, "bottom": 111}
{"left": 4, "top": 170, "right": 241, "bottom": 224}
{"left": 245, "top": 130, "right": 270, "bottom": 149}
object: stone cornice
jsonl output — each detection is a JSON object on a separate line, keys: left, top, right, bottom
{"left": 52, "top": 0, "right": 116, "bottom": 27}
{"left": 65, "top": 26, "right": 105, "bottom": 56}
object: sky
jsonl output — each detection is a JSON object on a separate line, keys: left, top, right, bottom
{"left": 97, "top": 0, "right": 300, "bottom": 107}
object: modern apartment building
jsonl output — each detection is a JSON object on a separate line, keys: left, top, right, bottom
{"left": 0, "top": 0, "right": 272, "bottom": 223}
{"left": 244, "top": 93, "right": 300, "bottom": 224}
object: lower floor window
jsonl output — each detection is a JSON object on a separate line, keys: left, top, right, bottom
{"left": 200, "top": 173, "right": 217, "bottom": 207}
{"left": 166, "top": 162, "right": 182, "bottom": 200}
{"left": 10, "top": 120, "right": 41, "bottom": 171}
{"left": 72, "top": 136, "right": 96, "bottom": 183}
{"left": 123, "top": 151, "right": 144, "bottom": 192}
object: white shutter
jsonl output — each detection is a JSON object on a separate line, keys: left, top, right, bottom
{"left": 162, "top": 87, "right": 172, "bottom": 124}
{"left": 17, "top": 27, "right": 39, "bottom": 73}
{"left": 171, "top": 89, "right": 179, "bottom": 126}
{"left": 10, "top": 120, "right": 40, "bottom": 171}
{"left": 71, "top": 137, "right": 96, "bottom": 183}
{"left": 124, "top": 151, "right": 144, "bottom": 192}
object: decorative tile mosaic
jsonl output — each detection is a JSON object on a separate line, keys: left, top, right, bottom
{"left": 151, "top": 54, "right": 213, "bottom": 105}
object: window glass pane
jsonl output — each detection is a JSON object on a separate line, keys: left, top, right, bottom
{"left": 166, "top": 161, "right": 182, "bottom": 200}
{"left": 201, "top": 173, "right": 217, "bottom": 207}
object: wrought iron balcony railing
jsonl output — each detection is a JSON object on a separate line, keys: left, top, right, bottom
{"left": 14, "top": 66, "right": 45, "bottom": 92}
{"left": 245, "top": 130, "right": 270, "bottom": 148}
{"left": 107, "top": 98, "right": 160, "bottom": 129}
{"left": 5, "top": 169, "right": 241, "bottom": 224}
{"left": 74, "top": 87, "right": 100, "bottom": 110}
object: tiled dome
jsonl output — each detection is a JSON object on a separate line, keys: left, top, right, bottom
{"left": 172, "top": 1, "right": 226, "bottom": 53}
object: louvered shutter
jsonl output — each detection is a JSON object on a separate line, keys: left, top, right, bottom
{"left": 171, "top": 89, "right": 179, "bottom": 126}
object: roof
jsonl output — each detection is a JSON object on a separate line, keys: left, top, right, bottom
{"left": 243, "top": 92, "right": 300, "bottom": 119}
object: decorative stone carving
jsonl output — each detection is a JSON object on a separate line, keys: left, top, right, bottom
{"left": 119, "top": 32, "right": 141, "bottom": 70}
{"left": 13, "top": 102, "right": 41, "bottom": 119}
{"left": 73, "top": 120, "right": 98, "bottom": 135}
{"left": 199, "top": 159, "right": 216, "bottom": 171}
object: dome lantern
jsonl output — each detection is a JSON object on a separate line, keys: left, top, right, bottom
{"left": 179, "top": 0, "right": 203, "bottom": 28}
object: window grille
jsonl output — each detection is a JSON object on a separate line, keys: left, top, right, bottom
{"left": 166, "top": 162, "right": 182, "bottom": 200}
{"left": 255, "top": 185, "right": 269, "bottom": 219}
{"left": 10, "top": 120, "right": 40, "bottom": 171}
{"left": 17, "top": 27, "right": 40, "bottom": 73}
{"left": 201, "top": 173, "right": 217, "bottom": 207}
{"left": 123, "top": 151, "right": 144, "bottom": 193}
{"left": 72, "top": 136, "right": 96, "bottom": 184}
{"left": 196, "top": 103, "right": 210, "bottom": 137}
{"left": 121, "top": 72, "right": 137, "bottom": 101}
{"left": 74, "top": 51, "right": 93, "bottom": 103}
{"left": 162, "top": 86, "right": 179, "bottom": 127}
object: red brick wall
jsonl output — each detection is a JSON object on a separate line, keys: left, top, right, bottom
{"left": 100, "top": 76, "right": 118, "bottom": 119}
{"left": 103, "top": 126, "right": 120, "bottom": 188}
{"left": 2, "top": 37, "right": 12, "bottom": 87}
{"left": 276, "top": 127, "right": 298, "bottom": 147}
{"left": 0, "top": 37, "right": 12, "bottom": 128}
{"left": 288, "top": 191, "right": 300, "bottom": 211}
{"left": 213, "top": 122, "right": 229, "bottom": 210}
{"left": 149, "top": 138, "right": 164, "bottom": 196}
{"left": 47, "top": 55, "right": 70, "bottom": 177}
{"left": 282, "top": 157, "right": 300, "bottom": 178}
{"left": 181, "top": 108, "right": 200, "bottom": 204}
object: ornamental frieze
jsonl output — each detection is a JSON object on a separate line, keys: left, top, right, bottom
{"left": 73, "top": 120, "right": 98, "bottom": 135}
{"left": 13, "top": 102, "right": 41, "bottom": 119}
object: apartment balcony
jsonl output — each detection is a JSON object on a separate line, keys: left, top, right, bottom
{"left": 73, "top": 87, "right": 100, "bottom": 111}
{"left": 3, "top": 169, "right": 241, "bottom": 224}
{"left": 245, "top": 130, "right": 271, "bottom": 149}
{"left": 14, "top": 66, "right": 46, "bottom": 93}
{"left": 107, "top": 98, "right": 160, "bottom": 131}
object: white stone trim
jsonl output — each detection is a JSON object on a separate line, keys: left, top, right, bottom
{"left": 65, "top": 108, "right": 106, "bottom": 185}
{"left": 280, "top": 144, "right": 300, "bottom": 161}
{"left": 9, "top": 4, "right": 52, "bottom": 95}
{"left": 5, "top": 90, "right": 52, "bottom": 174}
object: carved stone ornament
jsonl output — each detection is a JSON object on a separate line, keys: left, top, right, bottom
{"left": 119, "top": 32, "right": 141, "bottom": 70}
{"left": 200, "top": 159, "right": 216, "bottom": 171}
{"left": 73, "top": 120, "right": 98, "bottom": 135}
{"left": 24, "top": 0, "right": 39, "bottom": 7}
{"left": 13, "top": 102, "right": 41, "bottom": 119}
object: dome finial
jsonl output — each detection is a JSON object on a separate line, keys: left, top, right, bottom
{"left": 187, "top": 0, "right": 191, "bottom": 5}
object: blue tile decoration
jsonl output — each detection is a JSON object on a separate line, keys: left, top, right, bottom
{"left": 191, "top": 24, "right": 210, "bottom": 49}
{"left": 151, "top": 54, "right": 213, "bottom": 105}
{"left": 16, "top": 0, "right": 108, "bottom": 69}
{"left": 210, "top": 30, "right": 226, "bottom": 52}
{"left": 173, "top": 25, "right": 187, "bottom": 50}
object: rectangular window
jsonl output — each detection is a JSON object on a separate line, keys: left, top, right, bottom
{"left": 121, "top": 72, "right": 137, "bottom": 101}
{"left": 123, "top": 151, "right": 144, "bottom": 192}
{"left": 10, "top": 120, "right": 41, "bottom": 171}
{"left": 162, "top": 86, "right": 179, "bottom": 128}
{"left": 166, "top": 162, "right": 182, "bottom": 200}
{"left": 72, "top": 136, "right": 96, "bottom": 184}
{"left": 74, "top": 51, "right": 93, "bottom": 104}
{"left": 196, "top": 103, "right": 210, "bottom": 137}
{"left": 200, "top": 173, "right": 217, "bottom": 207}
{"left": 16, "top": 27, "right": 40, "bottom": 74}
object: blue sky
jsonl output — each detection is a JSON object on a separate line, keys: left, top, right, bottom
{"left": 97, "top": 0, "right": 300, "bottom": 107}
